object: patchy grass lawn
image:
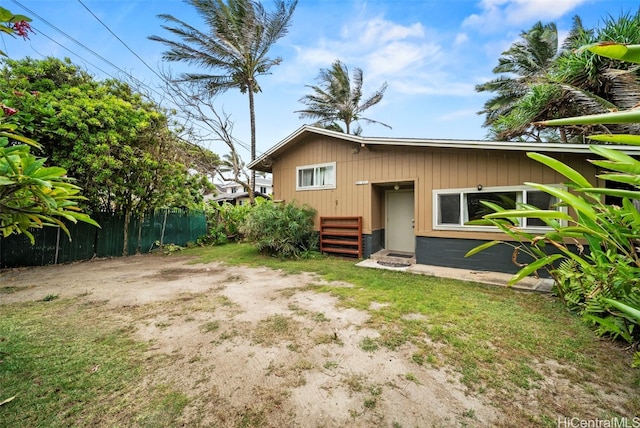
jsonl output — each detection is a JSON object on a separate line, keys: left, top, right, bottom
{"left": 187, "top": 244, "right": 640, "bottom": 423}
{"left": 1, "top": 243, "right": 638, "bottom": 427}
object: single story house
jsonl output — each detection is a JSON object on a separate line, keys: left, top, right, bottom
{"left": 248, "top": 126, "right": 640, "bottom": 274}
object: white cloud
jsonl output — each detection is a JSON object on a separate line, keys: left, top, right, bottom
{"left": 463, "top": 0, "right": 588, "bottom": 30}
{"left": 454, "top": 33, "right": 469, "bottom": 47}
{"left": 279, "top": 8, "right": 493, "bottom": 101}
{"left": 347, "top": 17, "right": 426, "bottom": 45}
{"left": 365, "top": 41, "right": 441, "bottom": 80}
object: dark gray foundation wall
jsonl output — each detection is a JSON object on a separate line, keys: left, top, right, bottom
{"left": 416, "top": 236, "right": 544, "bottom": 275}
{"left": 362, "top": 229, "right": 384, "bottom": 259}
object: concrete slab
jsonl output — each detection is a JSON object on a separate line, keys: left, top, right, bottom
{"left": 355, "top": 259, "right": 554, "bottom": 293}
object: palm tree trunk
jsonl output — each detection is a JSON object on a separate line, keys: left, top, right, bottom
{"left": 248, "top": 83, "right": 256, "bottom": 204}
{"left": 560, "top": 127, "right": 568, "bottom": 143}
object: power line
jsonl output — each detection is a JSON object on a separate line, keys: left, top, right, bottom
{"left": 75, "top": 0, "right": 167, "bottom": 83}
{"left": 29, "top": 25, "right": 116, "bottom": 80}
{"left": 8, "top": 0, "right": 258, "bottom": 159}
{"left": 10, "top": 0, "right": 152, "bottom": 92}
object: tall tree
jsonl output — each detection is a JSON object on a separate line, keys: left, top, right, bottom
{"left": 296, "top": 60, "right": 390, "bottom": 135}
{"left": 1, "top": 57, "right": 214, "bottom": 254}
{"left": 476, "top": 22, "right": 561, "bottom": 141}
{"left": 149, "top": 0, "right": 297, "bottom": 202}
{"left": 477, "top": 11, "right": 640, "bottom": 142}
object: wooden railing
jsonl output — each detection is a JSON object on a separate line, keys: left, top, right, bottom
{"left": 319, "top": 216, "right": 362, "bottom": 258}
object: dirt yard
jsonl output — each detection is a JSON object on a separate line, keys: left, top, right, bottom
{"left": 0, "top": 253, "right": 509, "bottom": 427}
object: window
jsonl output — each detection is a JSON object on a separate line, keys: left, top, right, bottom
{"left": 230, "top": 187, "right": 237, "bottom": 193}
{"left": 433, "top": 185, "right": 563, "bottom": 231}
{"left": 296, "top": 162, "right": 336, "bottom": 190}
{"left": 259, "top": 186, "right": 267, "bottom": 194}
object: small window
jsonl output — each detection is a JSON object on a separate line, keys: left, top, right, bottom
{"left": 259, "top": 186, "right": 267, "bottom": 194}
{"left": 231, "top": 187, "right": 237, "bottom": 193}
{"left": 433, "top": 185, "right": 563, "bottom": 231}
{"left": 296, "top": 162, "right": 336, "bottom": 190}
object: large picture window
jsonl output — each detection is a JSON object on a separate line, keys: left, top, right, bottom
{"left": 296, "top": 162, "right": 336, "bottom": 190}
{"left": 433, "top": 185, "right": 563, "bottom": 231}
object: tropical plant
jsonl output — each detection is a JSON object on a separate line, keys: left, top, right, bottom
{"left": 240, "top": 198, "right": 317, "bottom": 257}
{"left": 476, "top": 21, "right": 562, "bottom": 141}
{"left": 467, "top": 41, "right": 640, "bottom": 366}
{"left": 200, "top": 200, "right": 251, "bottom": 244}
{"left": 150, "top": 0, "right": 298, "bottom": 202}
{"left": 477, "top": 10, "right": 640, "bottom": 142}
{"left": 0, "top": 8, "right": 98, "bottom": 243}
{"left": 296, "top": 59, "right": 390, "bottom": 135}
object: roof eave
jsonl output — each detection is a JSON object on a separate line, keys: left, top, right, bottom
{"left": 248, "top": 127, "right": 640, "bottom": 172}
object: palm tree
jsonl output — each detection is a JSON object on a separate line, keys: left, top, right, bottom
{"left": 477, "top": 12, "right": 640, "bottom": 142}
{"left": 476, "top": 21, "right": 561, "bottom": 141}
{"left": 149, "top": 0, "right": 297, "bottom": 202}
{"left": 296, "top": 60, "right": 390, "bottom": 135}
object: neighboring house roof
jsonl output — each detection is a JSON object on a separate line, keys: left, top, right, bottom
{"left": 249, "top": 125, "right": 640, "bottom": 172}
{"left": 210, "top": 192, "right": 270, "bottom": 204}
{"left": 219, "top": 178, "right": 272, "bottom": 190}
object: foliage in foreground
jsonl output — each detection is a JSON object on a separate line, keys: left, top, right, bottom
{"left": 240, "top": 199, "right": 318, "bottom": 257}
{"left": 0, "top": 8, "right": 98, "bottom": 243}
{"left": 468, "top": 42, "right": 640, "bottom": 367}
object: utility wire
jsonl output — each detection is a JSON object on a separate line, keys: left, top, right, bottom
{"left": 10, "top": 0, "right": 151, "bottom": 91}
{"left": 30, "top": 25, "right": 115, "bottom": 80}
{"left": 76, "top": 0, "right": 167, "bottom": 83}
{"left": 9, "top": 0, "right": 258, "bottom": 159}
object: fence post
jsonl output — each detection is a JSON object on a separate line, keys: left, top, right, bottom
{"left": 54, "top": 227, "right": 61, "bottom": 265}
{"left": 160, "top": 209, "right": 168, "bottom": 248}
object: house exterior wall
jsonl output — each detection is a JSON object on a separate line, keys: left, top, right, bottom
{"left": 270, "top": 133, "right": 600, "bottom": 272}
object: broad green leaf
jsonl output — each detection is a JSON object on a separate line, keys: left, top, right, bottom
{"left": 33, "top": 166, "right": 68, "bottom": 180}
{"left": 485, "top": 209, "right": 573, "bottom": 221}
{"left": 508, "top": 254, "right": 563, "bottom": 285}
{"left": 464, "top": 240, "right": 501, "bottom": 258}
{"left": 0, "top": 131, "right": 42, "bottom": 148}
{"left": 584, "top": 42, "right": 640, "bottom": 64}
{"left": 589, "top": 145, "right": 638, "bottom": 163}
{"left": 587, "top": 134, "right": 640, "bottom": 145}
{"left": 533, "top": 109, "right": 640, "bottom": 126}
{"left": 591, "top": 160, "right": 640, "bottom": 175}
{"left": 465, "top": 218, "right": 495, "bottom": 226}
{"left": 524, "top": 183, "right": 598, "bottom": 221}
{"left": 596, "top": 174, "right": 640, "bottom": 186}
{"left": 575, "top": 187, "right": 640, "bottom": 200}
{"left": 604, "top": 299, "right": 640, "bottom": 321}
{"left": 527, "top": 153, "right": 592, "bottom": 188}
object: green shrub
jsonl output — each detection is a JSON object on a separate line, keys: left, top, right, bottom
{"left": 200, "top": 201, "right": 252, "bottom": 245}
{"left": 240, "top": 199, "right": 318, "bottom": 257}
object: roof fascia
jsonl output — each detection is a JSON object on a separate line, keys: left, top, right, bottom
{"left": 248, "top": 127, "right": 640, "bottom": 170}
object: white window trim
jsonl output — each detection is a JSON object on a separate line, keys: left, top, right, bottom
{"left": 432, "top": 184, "right": 567, "bottom": 232}
{"left": 296, "top": 162, "right": 336, "bottom": 191}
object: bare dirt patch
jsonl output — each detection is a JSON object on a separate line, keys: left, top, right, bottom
{"left": 3, "top": 253, "right": 587, "bottom": 426}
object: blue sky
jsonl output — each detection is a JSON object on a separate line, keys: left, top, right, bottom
{"left": 5, "top": 0, "right": 638, "bottom": 160}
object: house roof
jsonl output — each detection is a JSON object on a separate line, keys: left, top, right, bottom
{"left": 220, "top": 177, "right": 272, "bottom": 189}
{"left": 248, "top": 125, "right": 640, "bottom": 172}
{"left": 210, "top": 191, "right": 269, "bottom": 203}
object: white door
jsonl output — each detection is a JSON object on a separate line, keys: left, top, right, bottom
{"left": 386, "top": 190, "right": 415, "bottom": 253}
